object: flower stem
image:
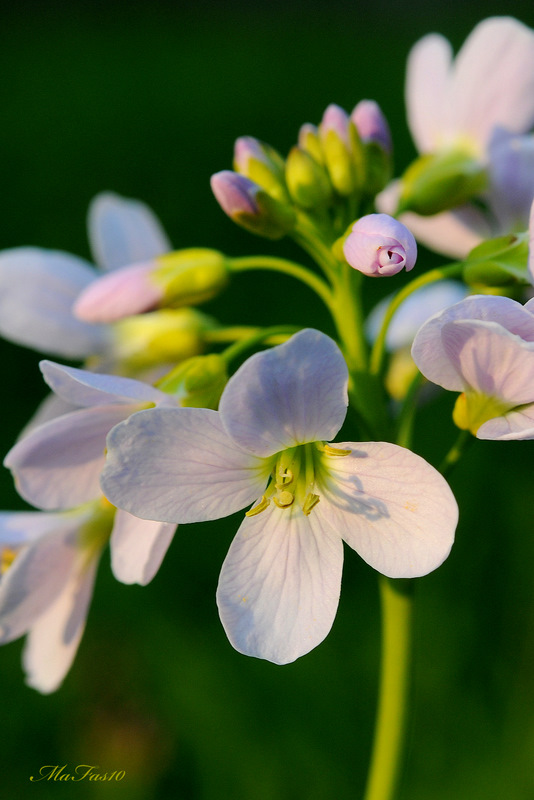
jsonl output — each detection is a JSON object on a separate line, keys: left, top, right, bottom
{"left": 439, "top": 428, "right": 473, "bottom": 476}
{"left": 369, "top": 262, "right": 463, "bottom": 377}
{"left": 363, "top": 577, "right": 414, "bottom": 800}
{"left": 228, "top": 255, "right": 334, "bottom": 311}
{"left": 220, "top": 324, "right": 301, "bottom": 365}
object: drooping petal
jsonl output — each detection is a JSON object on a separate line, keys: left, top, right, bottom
{"left": 0, "top": 517, "right": 86, "bottom": 644}
{"left": 110, "top": 510, "right": 176, "bottom": 585}
{"left": 477, "top": 403, "right": 534, "bottom": 440}
{"left": 441, "top": 319, "right": 534, "bottom": 403}
{"left": 406, "top": 33, "right": 452, "bottom": 152}
{"left": 216, "top": 504, "right": 343, "bottom": 664}
{"left": 0, "top": 248, "right": 107, "bottom": 357}
{"left": 316, "top": 442, "right": 457, "bottom": 578}
{"left": 219, "top": 329, "right": 348, "bottom": 457}
{"left": 412, "top": 295, "right": 534, "bottom": 390}
{"left": 40, "top": 360, "right": 169, "bottom": 408}
{"left": 5, "top": 405, "right": 140, "bottom": 509}
{"left": 101, "top": 407, "right": 271, "bottom": 523}
{"left": 449, "top": 17, "right": 534, "bottom": 150}
{"left": 22, "top": 552, "right": 99, "bottom": 693}
{"left": 88, "top": 192, "right": 171, "bottom": 271}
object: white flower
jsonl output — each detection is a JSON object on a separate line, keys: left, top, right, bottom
{"left": 4, "top": 361, "right": 177, "bottom": 586}
{"left": 0, "top": 192, "right": 171, "bottom": 359}
{"left": 0, "top": 504, "right": 108, "bottom": 693}
{"left": 101, "top": 329, "right": 458, "bottom": 664}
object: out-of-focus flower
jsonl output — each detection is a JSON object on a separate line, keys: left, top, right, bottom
{"left": 74, "top": 249, "right": 229, "bottom": 324}
{"left": 411, "top": 294, "right": 534, "bottom": 438}
{"left": 0, "top": 192, "right": 171, "bottom": 360}
{"left": 0, "top": 502, "right": 111, "bottom": 693}
{"left": 4, "top": 361, "right": 177, "bottom": 585}
{"left": 343, "top": 214, "right": 417, "bottom": 276}
{"left": 101, "top": 329, "right": 457, "bottom": 665}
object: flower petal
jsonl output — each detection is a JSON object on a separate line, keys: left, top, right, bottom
{"left": 101, "top": 407, "right": 271, "bottom": 523}
{"left": 412, "top": 295, "right": 534, "bottom": 390}
{"left": 449, "top": 17, "right": 534, "bottom": 150}
{"left": 40, "top": 360, "right": 169, "bottom": 407}
{"left": 110, "top": 510, "right": 176, "bottom": 585}
{"left": 0, "top": 248, "right": 107, "bottom": 357}
{"left": 406, "top": 33, "right": 452, "bottom": 152}
{"left": 22, "top": 552, "right": 99, "bottom": 693}
{"left": 5, "top": 405, "right": 139, "bottom": 509}
{"left": 0, "top": 514, "right": 88, "bottom": 644}
{"left": 316, "top": 442, "right": 457, "bottom": 578}
{"left": 478, "top": 403, "right": 534, "bottom": 440}
{"left": 441, "top": 319, "right": 534, "bottom": 402}
{"left": 216, "top": 504, "right": 343, "bottom": 664}
{"left": 88, "top": 192, "right": 171, "bottom": 271}
{"left": 219, "top": 329, "right": 348, "bottom": 457}
{"left": 0, "top": 510, "right": 76, "bottom": 548}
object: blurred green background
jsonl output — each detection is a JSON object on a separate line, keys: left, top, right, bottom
{"left": 2, "top": 1, "right": 534, "bottom": 798}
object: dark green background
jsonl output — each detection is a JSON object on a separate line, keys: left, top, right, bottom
{"left": 2, "top": 2, "right": 534, "bottom": 798}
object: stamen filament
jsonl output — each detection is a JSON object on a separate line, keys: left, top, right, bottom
{"left": 246, "top": 495, "right": 271, "bottom": 517}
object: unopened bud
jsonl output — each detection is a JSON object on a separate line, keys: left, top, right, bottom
{"left": 157, "top": 354, "right": 228, "bottom": 409}
{"left": 285, "top": 146, "right": 332, "bottom": 208}
{"left": 210, "top": 171, "right": 295, "bottom": 239}
{"left": 319, "top": 104, "right": 358, "bottom": 196}
{"left": 343, "top": 213, "right": 417, "bottom": 277}
{"left": 233, "top": 136, "right": 288, "bottom": 201}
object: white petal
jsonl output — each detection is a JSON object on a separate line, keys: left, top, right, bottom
{"left": 406, "top": 33, "right": 452, "bottom": 152}
{"left": 316, "top": 442, "right": 458, "bottom": 578}
{"left": 478, "top": 403, "right": 534, "bottom": 440}
{"left": 110, "top": 510, "right": 176, "bottom": 585}
{"left": 0, "top": 510, "right": 76, "bottom": 548}
{"left": 0, "top": 248, "right": 107, "bottom": 357}
{"left": 217, "top": 504, "right": 343, "bottom": 664}
{"left": 441, "top": 319, "right": 534, "bottom": 403}
{"left": 102, "top": 407, "right": 271, "bottom": 523}
{"left": 23, "top": 553, "right": 99, "bottom": 694}
{"left": 40, "top": 360, "right": 169, "bottom": 407}
{"left": 5, "top": 405, "right": 139, "bottom": 509}
{"left": 88, "top": 192, "right": 172, "bottom": 271}
{"left": 19, "top": 393, "right": 79, "bottom": 439}
{"left": 219, "top": 329, "right": 348, "bottom": 458}
{"left": 450, "top": 18, "right": 534, "bottom": 150}
{"left": 412, "top": 295, "right": 534, "bottom": 390}
{"left": 0, "top": 516, "right": 87, "bottom": 644}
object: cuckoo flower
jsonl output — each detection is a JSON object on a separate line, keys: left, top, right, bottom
{"left": 0, "top": 503, "right": 110, "bottom": 693}
{"left": 411, "top": 294, "right": 534, "bottom": 439}
{"left": 4, "top": 362, "right": 177, "bottom": 586}
{"left": 0, "top": 192, "right": 171, "bottom": 360}
{"left": 101, "top": 329, "right": 457, "bottom": 664}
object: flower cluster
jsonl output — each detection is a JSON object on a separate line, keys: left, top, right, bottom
{"left": 2, "top": 15, "right": 534, "bottom": 702}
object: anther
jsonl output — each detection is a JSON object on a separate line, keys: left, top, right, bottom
{"left": 302, "top": 493, "right": 320, "bottom": 516}
{"left": 273, "top": 491, "right": 294, "bottom": 508}
{"left": 322, "top": 444, "right": 352, "bottom": 457}
{"left": 1, "top": 547, "right": 17, "bottom": 575}
{"left": 246, "top": 495, "right": 271, "bottom": 517}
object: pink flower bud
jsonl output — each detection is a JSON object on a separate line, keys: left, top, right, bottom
{"left": 319, "top": 104, "right": 350, "bottom": 146}
{"left": 74, "top": 261, "right": 162, "bottom": 322}
{"left": 351, "top": 100, "right": 392, "bottom": 153}
{"left": 343, "top": 213, "right": 417, "bottom": 277}
{"left": 210, "top": 171, "right": 261, "bottom": 218}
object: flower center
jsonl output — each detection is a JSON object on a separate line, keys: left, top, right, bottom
{"left": 246, "top": 441, "right": 351, "bottom": 518}
{"left": 452, "top": 391, "right": 513, "bottom": 435}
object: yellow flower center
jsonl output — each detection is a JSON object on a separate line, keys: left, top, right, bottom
{"left": 452, "top": 391, "right": 513, "bottom": 435}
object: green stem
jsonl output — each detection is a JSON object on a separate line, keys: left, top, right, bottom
{"left": 204, "top": 326, "right": 289, "bottom": 345}
{"left": 363, "top": 578, "right": 414, "bottom": 800}
{"left": 369, "top": 262, "right": 463, "bottom": 377}
{"left": 220, "top": 325, "right": 301, "bottom": 366}
{"left": 228, "top": 255, "right": 334, "bottom": 311}
{"left": 438, "top": 428, "right": 473, "bottom": 476}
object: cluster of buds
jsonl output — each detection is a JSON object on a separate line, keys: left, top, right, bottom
{"left": 211, "top": 100, "right": 392, "bottom": 244}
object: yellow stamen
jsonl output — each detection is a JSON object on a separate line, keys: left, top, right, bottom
{"left": 302, "top": 493, "right": 320, "bottom": 516}
{"left": 1, "top": 547, "right": 17, "bottom": 575}
{"left": 246, "top": 495, "right": 271, "bottom": 517}
{"left": 273, "top": 491, "right": 295, "bottom": 508}
{"left": 322, "top": 444, "right": 352, "bottom": 457}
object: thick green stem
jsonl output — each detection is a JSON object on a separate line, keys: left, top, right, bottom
{"left": 363, "top": 578, "right": 414, "bottom": 800}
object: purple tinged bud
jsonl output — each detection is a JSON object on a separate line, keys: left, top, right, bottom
{"left": 210, "top": 171, "right": 260, "bottom": 218}
{"left": 74, "top": 261, "right": 162, "bottom": 323}
{"left": 351, "top": 100, "right": 392, "bottom": 153}
{"left": 298, "top": 123, "right": 324, "bottom": 164}
{"left": 343, "top": 213, "right": 417, "bottom": 277}
{"left": 319, "top": 104, "right": 351, "bottom": 146}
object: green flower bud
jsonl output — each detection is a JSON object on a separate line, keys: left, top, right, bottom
{"left": 152, "top": 248, "right": 230, "bottom": 307}
{"left": 157, "top": 353, "right": 228, "bottom": 409}
{"left": 462, "top": 232, "right": 530, "bottom": 287}
{"left": 285, "top": 146, "right": 333, "bottom": 209}
{"left": 397, "top": 149, "right": 488, "bottom": 216}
